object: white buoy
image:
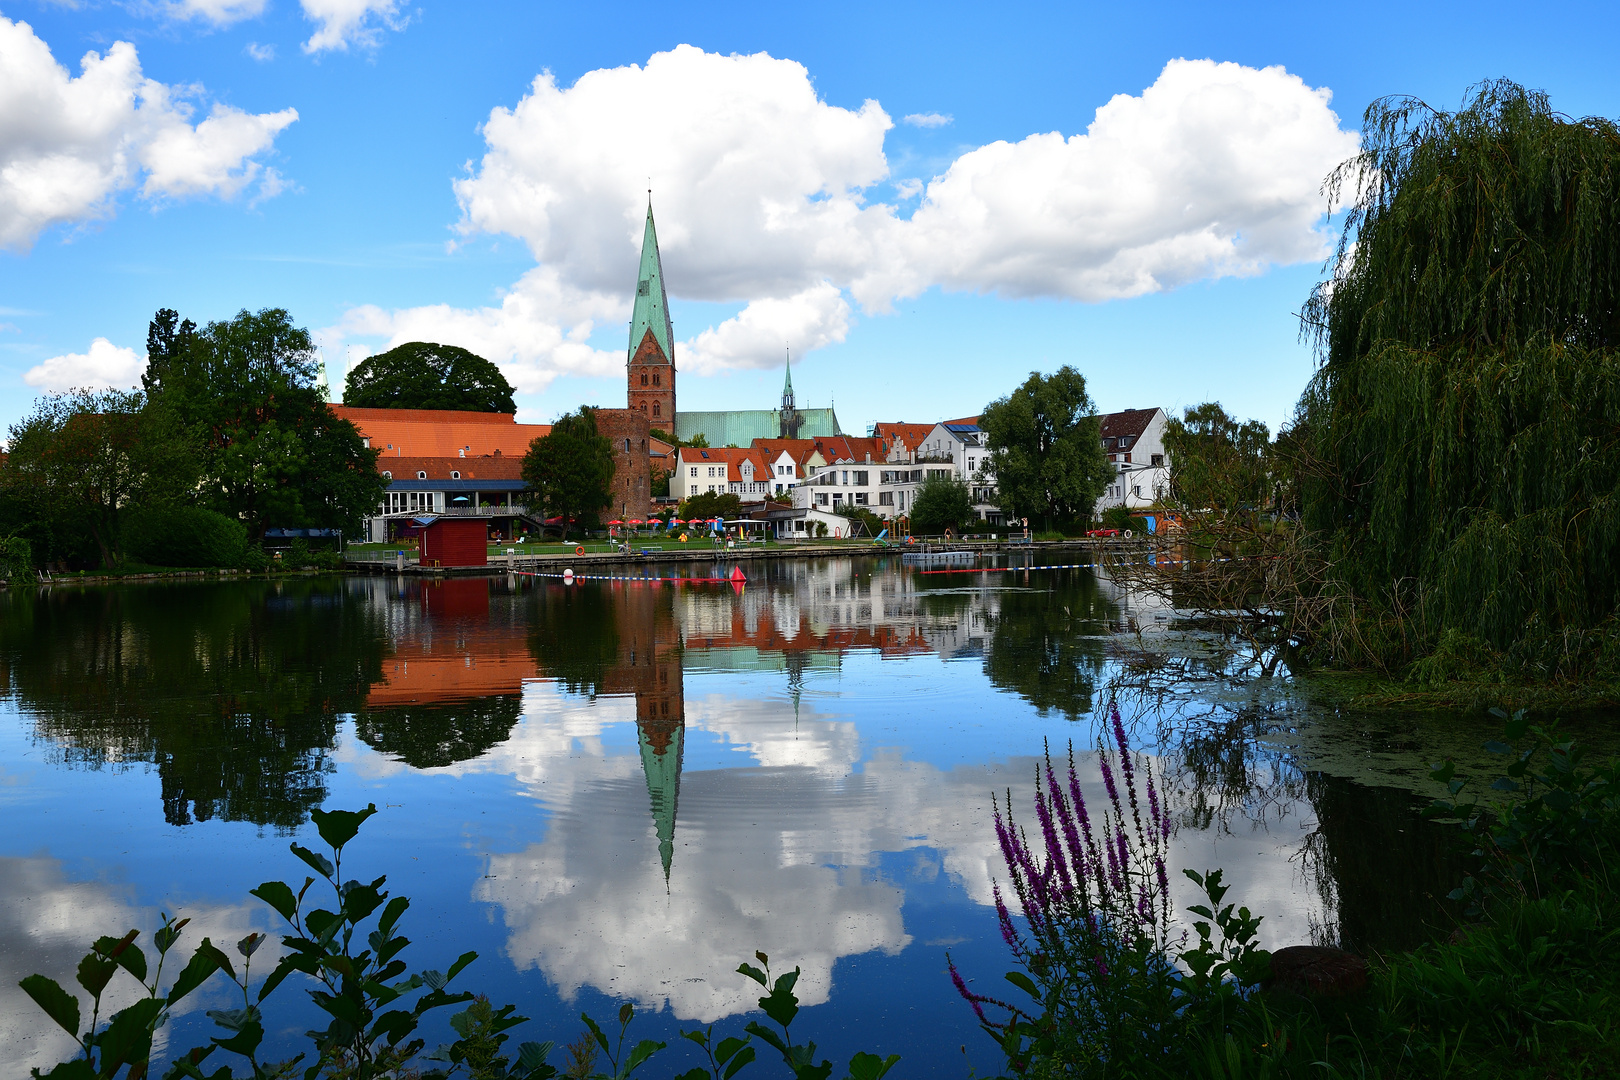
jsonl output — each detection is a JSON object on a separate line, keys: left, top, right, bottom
{"left": 563, "top": 568, "right": 575, "bottom": 584}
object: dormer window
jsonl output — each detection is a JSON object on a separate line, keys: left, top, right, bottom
{"left": 417, "top": 471, "right": 427, "bottom": 480}
{"left": 451, "top": 470, "right": 461, "bottom": 479}
{"left": 382, "top": 471, "right": 392, "bottom": 480}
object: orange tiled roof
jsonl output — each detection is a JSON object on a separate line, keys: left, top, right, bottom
{"left": 677, "top": 445, "right": 770, "bottom": 475}
{"left": 377, "top": 457, "right": 525, "bottom": 482}
{"left": 331, "top": 405, "right": 551, "bottom": 459}
{"left": 873, "top": 422, "right": 936, "bottom": 453}
{"left": 811, "top": 435, "right": 887, "bottom": 463}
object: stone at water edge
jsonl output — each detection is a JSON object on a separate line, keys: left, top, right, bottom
{"left": 1263, "top": 945, "right": 1369, "bottom": 998}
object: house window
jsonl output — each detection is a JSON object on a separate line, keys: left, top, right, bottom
{"left": 417, "top": 471, "right": 427, "bottom": 480}
{"left": 451, "top": 470, "right": 461, "bottom": 479}
{"left": 817, "top": 493, "right": 829, "bottom": 506}
{"left": 878, "top": 492, "right": 894, "bottom": 506}
{"left": 1133, "top": 485, "right": 1142, "bottom": 497}
{"left": 967, "top": 457, "right": 975, "bottom": 471}
{"left": 855, "top": 492, "right": 868, "bottom": 505}
{"left": 852, "top": 470, "right": 868, "bottom": 485}
{"left": 690, "top": 467, "right": 698, "bottom": 477}
{"left": 1151, "top": 454, "right": 1164, "bottom": 467}
{"left": 841, "top": 471, "right": 849, "bottom": 485}
{"left": 382, "top": 471, "right": 392, "bottom": 480}
{"left": 832, "top": 493, "right": 843, "bottom": 505}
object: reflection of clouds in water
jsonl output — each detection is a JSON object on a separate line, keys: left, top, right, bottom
{"left": 0, "top": 855, "right": 279, "bottom": 1076}
{"left": 463, "top": 684, "right": 1327, "bottom": 1022}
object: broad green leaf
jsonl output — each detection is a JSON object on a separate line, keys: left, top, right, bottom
{"left": 97, "top": 997, "right": 164, "bottom": 1073}
{"left": 446, "top": 951, "right": 478, "bottom": 983}
{"left": 736, "top": 962, "right": 768, "bottom": 988}
{"left": 19, "top": 974, "right": 80, "bottom": 1037}
{"left": 289, "top": 843, "right": 335, "bottom": 880}
{"left": 745, "top": 1021, "right": 790, "bottom": 1058}
{"left": 251, "top": 881, "right": 299, "bottom": 923}
{"left": 75, "top": 952, "right": 118, "bottom": 999}
{"left": 847, "top": 1051, "right": 901, "bottom": 1080}
{"left": 1003, "top": 971, "right": 1040, "bottom": 999}
{"left": 310, "top": 803, "right": 377, "bottom": 851}
{"left": 582, "top": 1012, "right": 611, "bottom": 1055}
{"left": 517, "top": 1040, "right": 554, "bottom": 1071}
{"left": 624, "top": 1038, "right": 665, "bottom": 1075}
{"left": 167, "top": 941, "right": 224, "bottom": 1005}
{"left": 722, "top": 1044, "right": 757, "bottom": 1079}
{"left": 715, "top": 1035, "right": 749, "bottom": 1063}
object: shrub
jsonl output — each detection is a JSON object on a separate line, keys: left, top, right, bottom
{"left": 0, "top": 534, "right": 32, "bottom": 581}
{"left": 121, "top": 506, "right": 247, "bottom": 568}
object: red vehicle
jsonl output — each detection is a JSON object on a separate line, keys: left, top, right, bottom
{"left": 1085, "top": 527, "right": 1120, "bottom": 538}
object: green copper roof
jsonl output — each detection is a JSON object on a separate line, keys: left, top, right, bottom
{"left": 783, "top": 356, "right": 794, "bottom": 398}
{"left": 638, "top": 721, "right": 683, "bottom": 885}
{"left": 629, "top": 203, "right": 675, "bottom": 365}
{"left": 673, "top": 407, "right": 841, "bottom": 446}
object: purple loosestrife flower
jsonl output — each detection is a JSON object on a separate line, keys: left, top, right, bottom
{"left": 1154, "top": 854, "right": 1170, "bottom": 900}
{"left": 949, "top": 958, "right": 988, "bottom": 1024}
{"left": 1034, "top": 775, "right": 1074, "bottom": 893}
{"left": 1050, "top": 761, "right": 1086, "bottom": 878}
{"left": 1112, "top": 705, "right": 1134, "bottom": 785}
{"left": 993, "top": 883, "right": 1024, "bottom": 958}
{"left": 1100, "top": 753, "right": 1120, "bottom": 810}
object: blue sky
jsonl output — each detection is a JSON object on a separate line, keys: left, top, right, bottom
{"left": 3, "top": 1, "right": 1618, "bottom": 436}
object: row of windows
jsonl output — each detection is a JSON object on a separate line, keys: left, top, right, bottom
{"left": 382, "top": 470, "right": 463, "bottom": 481}
{"left": 636, "top": 401, "right": 663, "bottom": 417}
{"left": 637, "top": 370, "right": 665, "bottom": 387}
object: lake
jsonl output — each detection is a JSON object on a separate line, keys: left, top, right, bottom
{"left": 0, "top": 556, "right": 1492, "bottom": 1075}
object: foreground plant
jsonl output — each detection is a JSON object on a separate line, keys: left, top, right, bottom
{"left": 22, "top": 806, "right": 897, "bottom": 1080}
{"left": 952, "top": 705, "right": 1270, "bottom": 1076}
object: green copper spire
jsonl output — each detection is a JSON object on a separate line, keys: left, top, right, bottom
{"left": 638, "top": 721, "right": 683, "bottom": 886}
{"left": 781, "top": 350, "right": 794, "bottom": 410}
{"left": 628, "top": 201, "right": 675, "bottom": 365}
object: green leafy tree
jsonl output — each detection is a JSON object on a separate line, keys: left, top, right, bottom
{"left": 143, "top": 308, "right": 384, "bottom": 539}
{"left": 522, "top": 408, "right": 614, "bottom": 540}
{"left": 1162, "top": 403, "right": 1274, "bottom": 513}
{"left": 1297, "top": 80, "right": 1620, "bottom": 675}
{"left": 3, "top": 389, "right": 197, "bottom": 567}
{"left": 980, "top": 367, "right": 1113, "bottom": 531}
{"left": 908, "top": 474, "right": 974, "bottom": 535}
{"left": 678, "top": 491, "right": 742, "bottom": 524}
{"left": 343, "top": 341, "right": 517, "bottom": 413}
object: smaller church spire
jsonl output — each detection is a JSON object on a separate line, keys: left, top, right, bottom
{"left": 781, "top": 348, "right": 795, "bottom": 412}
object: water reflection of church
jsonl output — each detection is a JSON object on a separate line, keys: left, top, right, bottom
{"left": 357, "top": 566, "right": 1013, "bottom": 881}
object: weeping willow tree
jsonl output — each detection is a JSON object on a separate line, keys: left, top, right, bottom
{"left": 1299, "top": 80, "right": 1620, "bottom": 680}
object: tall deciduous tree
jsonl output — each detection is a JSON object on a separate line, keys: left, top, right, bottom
{"left": 980, "top": 366, "right": 1113, "bottom": 530}
{"left": 522, "top": 408, "right": 614, "bottom": 540}
{"left": 1297, "top": 80, "right": 1620, "bottom": 675}
{"left": 1162, "top": 403, "right": 1274, "bottom": 513}
{"left": 3, "top": 389, "right": 197, "bottom": 567}
{"left": 144, "top": 308, "right": 384, "bottom": 538}
{"left": 343, "top": 342, "right": 517, "bottom": 413}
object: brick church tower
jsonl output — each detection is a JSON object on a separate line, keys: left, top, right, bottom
{"left": 626, "top": 201, "right": 676, "bottom": 426}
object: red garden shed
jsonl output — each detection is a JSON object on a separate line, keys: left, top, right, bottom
{"left": 418, "top": 517, "right": 487, "bottom": 567}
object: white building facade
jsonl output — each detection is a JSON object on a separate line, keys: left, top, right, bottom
{"left": 1092, "top": 407, "right": 1171, "bottom": 518}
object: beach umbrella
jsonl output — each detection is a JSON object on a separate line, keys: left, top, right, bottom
{"left": 609, "top": 519, "right": 624, "bottom": 525}
{"left": 671, "top": 517, "right": 686, "bottom": 524}
{"left": 629, "top": 518, "right": 645, "bottom": 525}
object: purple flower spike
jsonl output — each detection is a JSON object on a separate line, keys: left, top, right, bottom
{"left": 949, "top": 958, "right": 988, "bottom": 1024}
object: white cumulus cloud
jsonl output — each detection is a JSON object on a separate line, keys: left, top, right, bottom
{"left": 163, "top": 0, "right": 268, "bottom": 24}
{"left": 325, "top": 48, "right": 1356, "bottom": 391}
{"left": 23, "top": 338, "right": 145, "bottom": 391}
{"left": 300, "top": 0, "right": 407, "bottom": 53}
{"left": 902, "top": 111, "right": 952, "bottom": 128}
{"left": 0, "top": 16, "right": 298, "bottom": 252}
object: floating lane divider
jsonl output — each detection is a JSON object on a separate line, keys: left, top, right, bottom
{"left": 917, "top": 556, "right": 1239, "bottom": 575}
{"left": 514, "top": 566, "right": 748, "bottom": 585}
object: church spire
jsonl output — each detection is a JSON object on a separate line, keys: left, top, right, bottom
{"left": 628, "top": 199, "right": 675, "bottom": 367}
{"left": 781, "top": 349, "right": 795, "bottom": 412}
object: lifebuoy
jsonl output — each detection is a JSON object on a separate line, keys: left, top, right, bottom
{"left": 574, "top": 545, "right": 585, "bottom": 555}
{"left": 835, "top": 527, "right": 842, "bottom": 538}
{"left": 1123, "top": 529, "right": 1133, "bottom": 539}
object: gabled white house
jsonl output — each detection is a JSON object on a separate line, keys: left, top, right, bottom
{"left": 922, "top": 418, "right": 1003, "bottom": 524}
{"left": 672, "top": 446, "right": 772, "bottom": 503}
{"left": 1092, "top": 407, "right": 1171, "bottom": 518}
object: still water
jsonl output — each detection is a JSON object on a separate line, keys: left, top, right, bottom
{"left": 1, "top": 557, "right": 1482, "bottom": 1074}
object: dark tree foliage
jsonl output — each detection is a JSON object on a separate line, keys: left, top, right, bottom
{"left": 522, "top": 407, "right": 614, "bottom": 539}
{"left": 981, "top": 366, "right": 1113, "bottom": 529}
{"left": 1162, "top": 403, "right": 1274, "bottom": 512}
{"left": 980, "top": 578, "right": 1110, "bottom": 721}
{"left": 678, "top": 490, "right": 742, "bottom": 523}
{"left": 144, "top": 308, "right": 385, "bottom": 538}
{"left": 122, "top": 505, "right": 248, "bottom": 568}
{"left": 141, "top": 307, "right": 195, "bottom": 398}
{"left": 355, "top": 697, "right": 523, "bottom": 769}
{"left": 2, "top": 389, "right": 198, "bottom": 567}
{"left": 527, "top": 583, "right": 621, "bottom": 698}
{"left": 909, "top": 474, "right": 975, "bottom": 534}
{"left": 1298, "top": 81, "right": 1620, "bottom": 677}
{"left": 343, "top": 341, "right": 517, "bottom": 413}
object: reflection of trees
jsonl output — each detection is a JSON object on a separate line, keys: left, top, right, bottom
{"left": 354, "top": 696, "right": 524, "bottom": 769}
{"left": 981, "top": 575, "right": 1112, "bottom": 720}
{"left": 526, "top": 584, "right": 621, "bottom": 697}
{"left": 0, "top": 581, "right": 386, "bottom": 830}
{"left": 1299, "top": 772, "right": 1468, "bottom": 953}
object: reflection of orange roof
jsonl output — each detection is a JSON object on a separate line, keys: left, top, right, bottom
{"left": 366, "top": 580, "right": 540, "bottom": 705}
{"left": 332, "top": 405, "right": 551, "bottom": 459}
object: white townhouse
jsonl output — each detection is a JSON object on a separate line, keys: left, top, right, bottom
{"left": 921, "top": 418, "right": 1003, "bottom": 525}
{"left": 1091, "top": 407, "right": 1171, "bottom": 518}
{"left": 672, "top": 446, "right": 773, "bottom": 503}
